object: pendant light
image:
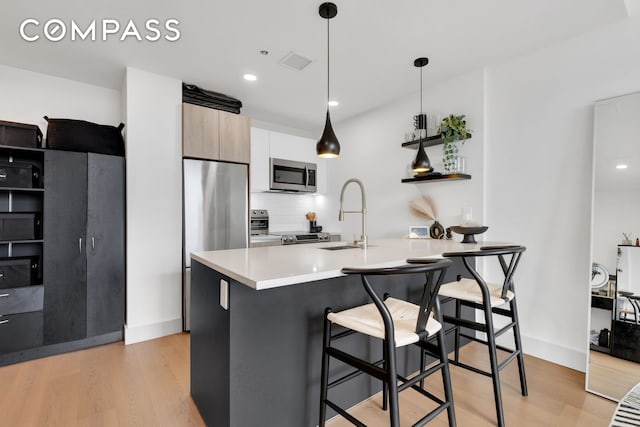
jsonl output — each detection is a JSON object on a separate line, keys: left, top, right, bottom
{"left": 316, "top": 2, "right": 340, "bottom": 158}
{"left": 411, "top": 57, "right": 432, "bottom": 173}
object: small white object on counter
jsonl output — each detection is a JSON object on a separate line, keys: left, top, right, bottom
{"left": 192, "top": 238, "right": 506, "bottom": 291}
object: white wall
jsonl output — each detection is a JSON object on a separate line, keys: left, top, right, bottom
{"left": 593, "top": 189, "right": 640, "bottom": 273}
{"left": 0, "top": 64, "right": 120, "bottom": 136}
{"left": 124, "top": 67, "right": 183, "bottom": 344}
{"left": 485, "top": 15, "right": 640, "bottom": 370}
{"left": 324, "top": 69, "right": 485, "bottom": 241}
{"left": 250, "top": 193, "right": 332, "bottom": 233}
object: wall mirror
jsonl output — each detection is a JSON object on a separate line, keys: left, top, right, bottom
{"left": 587, "top": 91, "right": 640, "bottom": 400}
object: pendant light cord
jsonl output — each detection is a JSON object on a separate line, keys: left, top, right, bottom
{"left": 420, "top": 66, "right": 423, "bottom": 114}
{"left": 327, "top": 17, "right": 330, "bottom": 104}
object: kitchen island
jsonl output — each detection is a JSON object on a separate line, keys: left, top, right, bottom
{"left": 190, "top": 238, "right": 482, "bottom": 426}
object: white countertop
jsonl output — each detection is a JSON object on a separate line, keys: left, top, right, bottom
{"left": 192, "top": 238, "right": 495, "bottom": 290}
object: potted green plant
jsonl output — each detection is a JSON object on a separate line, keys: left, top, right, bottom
{"left": 440, "top": 114, "right": 469, "bottom": 143}
{"left": 440, "top": 114, "right": 469, "bottom": 173}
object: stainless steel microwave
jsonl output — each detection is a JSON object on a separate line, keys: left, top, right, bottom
{"left": 270, "top": 157, "right": 317, "bottom": 192}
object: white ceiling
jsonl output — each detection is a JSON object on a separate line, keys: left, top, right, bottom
{"left": 0, "top": 1, "right": 630, "bottom": 131}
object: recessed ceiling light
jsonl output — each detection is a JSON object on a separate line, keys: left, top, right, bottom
{"left": 328, "top": 100, "right": 339, "bottom": 107}
{"left": 616, "top": 164, "right": 628, "bottom": 169}
{"left": 243, "top": 74, "right": 257, "bottom": 81}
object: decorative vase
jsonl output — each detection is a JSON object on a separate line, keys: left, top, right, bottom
{"left": 442, "top": 140, "right": 459, "bottom": 174}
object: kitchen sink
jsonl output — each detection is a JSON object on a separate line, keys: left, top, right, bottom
{"left": 319, "top": 245, "right": 374, "bottom": 251}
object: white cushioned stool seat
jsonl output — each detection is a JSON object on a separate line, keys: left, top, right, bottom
{"left": 327, "top": 297, "right": 442, "bottom": 347}
{"left": 439, "top": 278, "right": 514, "bottom": 307}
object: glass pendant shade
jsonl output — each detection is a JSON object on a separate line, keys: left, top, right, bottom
{"left": 317, "top": 111, "right": 340, "bottom": 158}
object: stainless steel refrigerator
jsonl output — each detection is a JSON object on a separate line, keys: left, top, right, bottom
{"left": 183, "top": 159, "right": 248, "bottom": 330}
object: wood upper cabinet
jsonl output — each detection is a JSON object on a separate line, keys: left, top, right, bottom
{"left": 182, "top": 103, "right": 250, "bottom": 164}
{"left": 219, "top": 110, "right": 250, "bottom": 164}
{"left": 182, "top": 103, "right": 219, "bottom": 160}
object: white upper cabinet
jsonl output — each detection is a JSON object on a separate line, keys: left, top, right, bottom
{"left": 269, "top": 131, "right": 311, "bottom": 162}
{"left": 250, "top": 127, "right": 327, "bottom": 194}
{"left": 250, "top": 127, "right": 270, "bottom": 192}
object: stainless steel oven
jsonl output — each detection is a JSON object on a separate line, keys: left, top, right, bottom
{"left": 250, "top": 209, "right": 269, "bottom": 235}
{"left": 270, "top": 158, "right": 317, "bottom": 193}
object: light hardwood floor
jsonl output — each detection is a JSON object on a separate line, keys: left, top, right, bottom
{"left": 588, "top": 349, "right": 640, "bottom": 400}
{"left": 0, "top": 333, "right": 616, "bottom": 426}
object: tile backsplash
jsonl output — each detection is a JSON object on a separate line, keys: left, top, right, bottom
{"left": 250, "top": 192, "right": 330, "bottom": 233}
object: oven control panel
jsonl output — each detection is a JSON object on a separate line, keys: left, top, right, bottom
{"left": 281, "top": 232, "right": 330, "bottom": 245}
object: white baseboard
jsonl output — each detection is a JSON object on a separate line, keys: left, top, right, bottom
{"left": 521, "top": 334, "right": 587, "bottom": 372}
{"left": 124, "top": 317, "right": 183, "bottom": 345}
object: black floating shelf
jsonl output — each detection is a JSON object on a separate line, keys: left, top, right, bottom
{"left": 0, "top": 187, "right": 44, "bottom": 192}
{"left": 402, "top": 173, "right": 471, "bottom": 183}
{"left": 0, "top": 144, "right": 45, "bottom": 153}
{"left": 401, "top": 133, "right": 472, "bottom": 150}
{"left": 0, "top": 239, "right": 44, "bottom": 244}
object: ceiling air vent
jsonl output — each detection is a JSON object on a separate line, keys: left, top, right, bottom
{"left": 279, "top": 51, "right": 312, "bottom": 71}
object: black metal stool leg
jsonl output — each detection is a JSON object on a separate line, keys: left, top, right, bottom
{"left": 385, "top": 338, "right": 400, "bottom": 427}
{"left": 454, "top": 299, "right": 462, "bottom": 363}
{"left": 435, "top": 298, "right": 457, "bottom": 427}
{"left": 483, "top": 301, "right": 505, "bottom": 427}
{"left": 510, "top": 298, "right": 528, "bottom": 396}
{"left": 318, "top": 309, "right": 332, "bottom": 427}
{"left": 419, "top": 347, "right": 426, "bottom": 389}
{"left": 382, "top": 341, "right": 388, "bottom": 411}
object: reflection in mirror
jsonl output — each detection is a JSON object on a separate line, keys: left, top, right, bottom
{"left": 587, "top": 92, "right": 640, "bottom": 400}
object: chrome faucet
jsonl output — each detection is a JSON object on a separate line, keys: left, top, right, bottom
{"left": 338, "top": 178, "right": 368, "bottom": 249}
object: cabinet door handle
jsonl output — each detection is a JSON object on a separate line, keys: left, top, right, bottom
{"left": 92, "top": 237, "right": 95, "bottom": 250}
{"left": 79, "top": 237, "right": 83, "bottom": 253}
{"left": 0, "top": 293, "right": 9, "bottom": 298}
{"left": 0, "top": 319, "right": 8, "bottom": 325}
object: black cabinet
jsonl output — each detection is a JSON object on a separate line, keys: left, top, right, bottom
{"left": 0, "top": 145, "right": 44, "bottom": 354}
{"left": 86, "top": 154, "right": 125, "bottom": 337}
{"left": 43, "top": 151, "right": 124, "bottom": 345}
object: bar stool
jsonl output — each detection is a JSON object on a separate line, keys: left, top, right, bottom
{"left": 318, "top": 259, "right": 456, "bottom": 427}
{"left": 411, "top": 246, "right": 526, "bottom": 427}
{"left": 620, "top": 295, "right": 640, "bottom": 323}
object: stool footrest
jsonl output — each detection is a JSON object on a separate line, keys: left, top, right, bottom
{"left": 327, "top": 347, "right": 387, "bottom": 382}
{"left": 455, "top": 299, "right": 514, "bottom": 317}
{"left": 328, "top": 359, "right": 384, "bottom": 389}
{"left": 497, "top": 349, "right": 521, "bottom": 371}
{"left": 412, "top": 403, "right": 451, "bottom": 427}
{"left": 457, "top": 331, "right": 517, "bottom": 357}
{"left": 491, "top": 306, "right": 513, "bottom": 317}
{"left": 495, "top": 343, "right": 516, "bottom": 354}
{"left": 397, "top": 362, "right": 446, "bottom": 394}
{"left": 449, "top": 359, "right": 492, "bottom": 377}
{"left": 495, "top": 321, "right": 517, "bottom": 338}
{"left": 443, "top": 315, "right": 487, "bottom": 333}
{"left": 406, "top": 380, "right": 445, "bottom": 406}
{"left": 324, "top": 399, "right": 366, "bottom": 427}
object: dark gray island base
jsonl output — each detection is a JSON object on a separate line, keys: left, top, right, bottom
{"left": 190, "top": 258, "right": 472, "bottom": 427}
